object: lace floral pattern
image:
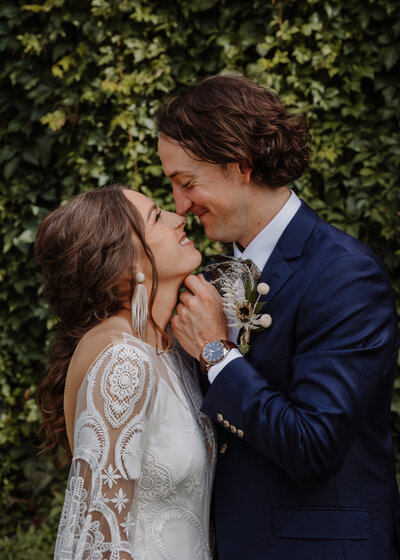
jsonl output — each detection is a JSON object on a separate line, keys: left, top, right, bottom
{"left": 54, "top": 335, "right": 215, "bottom": 560}
{"left": 101, "top": 345, "right": 148, "bottom": 428}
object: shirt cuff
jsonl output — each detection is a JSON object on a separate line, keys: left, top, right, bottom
{"left": 207, "top": 349, "right": 242, "bottom": 383}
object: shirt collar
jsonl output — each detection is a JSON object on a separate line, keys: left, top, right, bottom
{"left": 233, "top": 190, "right": 301, "bottom": 272}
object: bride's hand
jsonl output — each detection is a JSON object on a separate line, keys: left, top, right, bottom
{"left": 172, "top": 274, "right": 229, "bottom": 359}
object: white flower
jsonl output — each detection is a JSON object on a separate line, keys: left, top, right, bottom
{"left": 257, "top": 282, "right": 270, "bottom": 295}
{"left": 121, "top": 512, "right": 135, "bottom": 537}
{"left": 111, "top": 488, "right": 129, "bottom": 513}
{"left": 221, "top": 279, "right": 257, "bottom": 327}
{"left": 259, "top": 314, "right": 272, "bottom": 328}
{"left": 102, "top": 464, "right": 122, "bottom": 489}
{"left": 221, "top": 278, "right": 246, "bottom": 305}
{"left": 101, "top": 492, "right": 110, "bottom": 504}
{"left": 185, "top": 475, "right": 200, "bottom": 494}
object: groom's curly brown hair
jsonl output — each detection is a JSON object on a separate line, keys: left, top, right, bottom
{"left": 156, "top": 74, "right": 311, "bottom": 188}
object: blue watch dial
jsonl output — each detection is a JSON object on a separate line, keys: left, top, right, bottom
{"left": 203, "top": 341, "right": 225, "bottom": 364}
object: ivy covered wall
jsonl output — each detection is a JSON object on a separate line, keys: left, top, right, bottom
{"left": 0, "top": 0, "right": 399, "bottom": 555}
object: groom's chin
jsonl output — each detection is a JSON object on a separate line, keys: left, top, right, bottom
{"left": 207, "top": 231, "right": 234, "bottom": 244}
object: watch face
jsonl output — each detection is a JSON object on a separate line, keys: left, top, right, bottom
{"left": 204, "top": 341, "right": 225, "bottom": 364}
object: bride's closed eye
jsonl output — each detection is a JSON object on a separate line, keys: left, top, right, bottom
{"left": 155, "top": 209, "right": 162, "bottom": 222}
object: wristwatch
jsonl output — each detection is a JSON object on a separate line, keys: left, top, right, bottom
{"left": 199, "top": 339, "right": 237, "bottom": 374}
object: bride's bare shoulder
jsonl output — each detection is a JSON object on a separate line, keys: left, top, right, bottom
{"left": 64, "top": 315, "right": 133, "bottom": 450}
{"left": 68, "top": 315, "right": 132, "bottom": 380}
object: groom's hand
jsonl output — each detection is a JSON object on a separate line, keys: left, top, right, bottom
{"left": 172, "top": 274, "right": 229, "bottom": 359}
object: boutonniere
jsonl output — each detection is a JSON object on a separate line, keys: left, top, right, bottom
{"left": 204, "top": 255, "right": 272, "bottom": 355}
{"left": 221, "top": 279, "right": 272, "bottom": 354}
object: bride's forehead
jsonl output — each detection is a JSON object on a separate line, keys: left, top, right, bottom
{"left": 123, "top": 189, "right": 153, "bottom": 211}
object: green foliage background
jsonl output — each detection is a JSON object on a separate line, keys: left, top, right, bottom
{"left": 0, "top": 0, "right": 399, "bottom": 556}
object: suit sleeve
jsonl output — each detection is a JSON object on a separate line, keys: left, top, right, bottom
{"left": 201, "top": 253, "right": 399, "bottom": 487}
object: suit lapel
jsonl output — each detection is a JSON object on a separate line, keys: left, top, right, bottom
{"left": 258, "top": 248, "right": 294, "bottom": 306}
{"left": 258, "top": 201, "right": 319, "bottom": 308}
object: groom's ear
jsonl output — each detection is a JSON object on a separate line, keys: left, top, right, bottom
{"left": 237, "top": 160, "right": 252, "bottom": 185}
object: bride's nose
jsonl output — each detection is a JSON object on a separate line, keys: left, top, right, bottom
{"left": 175, "top": 213, "right": 187, "bottom": 229}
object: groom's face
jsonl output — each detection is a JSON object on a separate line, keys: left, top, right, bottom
{"left": 158, "top": 135, "right": 250, "bottom": 244}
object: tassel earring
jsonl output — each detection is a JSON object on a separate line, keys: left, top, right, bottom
{"left": 131, "top": 271, "right": 148, "bottom": 339}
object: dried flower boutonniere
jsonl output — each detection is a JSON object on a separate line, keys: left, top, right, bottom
{"left": 204, "top": 255, "right": 272, "bottom": 355}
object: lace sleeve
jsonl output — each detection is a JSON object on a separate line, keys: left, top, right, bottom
{"left": 54, "top": 342, "right": 155, "bottom": 560}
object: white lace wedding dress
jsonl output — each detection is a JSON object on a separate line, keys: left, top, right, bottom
{"left": 54, "top": 332, "right": 216, "bottom": 560}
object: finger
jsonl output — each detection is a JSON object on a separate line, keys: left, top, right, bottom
{"left": 184, "top": 274, "right": 203, "bottom": 294}
{"left": 179, "top": 290, "right": 194, "bottom": 305}
{"left": 197, "top": 273, "right": 218, "bottom": 294}
{"left": 175, "top": 302, "right": 185, "bottom": 316}
{"left": 199, "top": 274, "right": 210, "bottom": 284}
{"left": 185, "top": 274, "right": 217, "bottom": 297}
{"left": 171, "top": 315, "right": 181, "bottom": 333}
{"left": 197, "top": 277, "right": 222, "bottom": 301}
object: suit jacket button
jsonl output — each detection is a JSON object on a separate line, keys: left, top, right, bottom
{"left": 237, "top": 429, "right": 244, "bottom": 438}
{"left": 220, "top": 443, "right": 228, "bottom": 454}
{"left": 217, "top": 413, "right": 223, "bottom": 422}
{"left": 223, "top": 420, "right": 230, "bottom": 428}
{"left": 230, "top": 425, "right": 237, "bottom": 434}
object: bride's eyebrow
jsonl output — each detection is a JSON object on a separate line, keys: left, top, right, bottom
{"left": 147, "top": 204, "right": 158, "bottom": 222}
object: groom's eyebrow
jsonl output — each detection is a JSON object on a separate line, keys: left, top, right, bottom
{"left": 168, "top": 171, "right": 185, "bottom": 180}
{"left": 147, "top": 204, "right": 158, "bottom": 222}
{"left": 168, "top": 170, "right": 193, "bottom": 180}
{"left": 168, "top": 172, "right": 195, "bottom": 189}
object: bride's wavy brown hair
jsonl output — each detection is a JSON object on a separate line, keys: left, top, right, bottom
{"left": 35, "top": 184, "right": 166, "bottom": 462}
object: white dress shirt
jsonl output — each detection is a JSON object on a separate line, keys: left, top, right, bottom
{"left": 207, "top": 190, "right": 301, "bottom": 383}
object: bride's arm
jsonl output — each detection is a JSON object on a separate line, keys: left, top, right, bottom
{"left": 54, "top": 341, "right": 155, "bottom": 560}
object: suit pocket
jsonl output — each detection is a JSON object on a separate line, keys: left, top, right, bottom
{"left": 272, "top": 506, "right": 370, "bottom": 540}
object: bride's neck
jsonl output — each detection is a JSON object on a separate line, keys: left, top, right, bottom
{"left": 147, "top": 279, "right": 181, "bottom": 345}
{"left": 119, "top": 278, "right": 181, "bottom": 347}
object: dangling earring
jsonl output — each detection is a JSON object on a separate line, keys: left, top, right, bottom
{"left": 131, "top": 272, "right": 148, "bottom": 339}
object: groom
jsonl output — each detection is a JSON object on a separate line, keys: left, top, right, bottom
{"left": 156, "top": 75, "right": 400, "bottom": 559}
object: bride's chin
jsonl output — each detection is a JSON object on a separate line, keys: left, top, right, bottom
{"left": 159, "top": 250, "right": 202, "bottom": 284}
{"left": 192, "top": 248, "right": 202, "bottom": 268}
{"left": 180, "top": 251, "right": 202, "bottom": 276}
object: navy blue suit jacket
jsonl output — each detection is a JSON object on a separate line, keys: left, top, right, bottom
{"left": 201, "top": 200, "right": 400, "bottom": 560}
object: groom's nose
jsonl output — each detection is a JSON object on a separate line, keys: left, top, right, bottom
{"left": 173, "top": 184, "right": 193, "bottom": 216}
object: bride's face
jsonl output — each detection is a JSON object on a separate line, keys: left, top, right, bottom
{"left": 124, "top": 190, "right": 202, "bottom": 282}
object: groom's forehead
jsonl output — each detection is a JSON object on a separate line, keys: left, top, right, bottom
{"left": 158, "top": 136, "right": 200, "bottom": 175}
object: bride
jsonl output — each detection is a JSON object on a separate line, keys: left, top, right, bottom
{"left": 35, "top": 184, "right": 216, "bottom": 559}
